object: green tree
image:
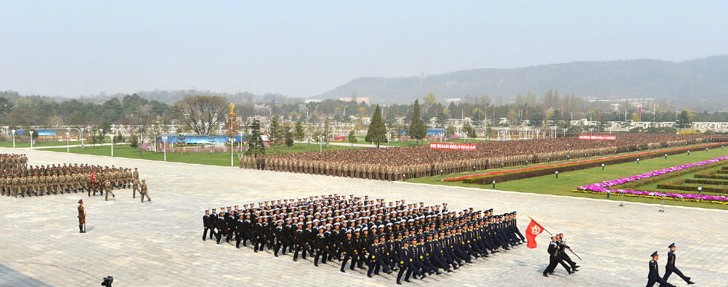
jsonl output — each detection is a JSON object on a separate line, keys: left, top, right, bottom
{"left": 463, "top": 121, "right": 476, "bottom": 138}
{"left": 365, "top": 104, "right": 388, "bottom": 148}
{"left": 246, "top": 119, "right": 265, "bottom": 155}
{"left": 284, "top": 125, "right": 294, "bottom": 147}
{"left": 130, "top": 133, "right": 139, "bottom": 148}
{"left": 269, "top": 116, "right": 283, "bottom": 153}
{"left": 347, "top": 129, "right": 358, "bottom": 146}
{"left": 676, "top": 110, "right": 692, "bottom": 129}
{"left": 114, "top": 131, "right": 125, "bottom": 143}
{"left": 294, "top": 121, "right": 305, "bottom": 141}
{"left": 408, "top": 99, "right": 427, "bottom": 143}
{"left": 445, "top": 125, "right": 456, "bottom": 137}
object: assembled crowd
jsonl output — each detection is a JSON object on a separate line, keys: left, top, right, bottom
{"left": 0, "top": 153, "right": 142, "bottom": 200}
{"left": 240, "top": 134, "right": 727, "bottom": 181}
{"left": 202, "top": 194, "right": 525, "bottom": 284}
{"left": 0, "top": 153, "right": 27, "bottom": 170}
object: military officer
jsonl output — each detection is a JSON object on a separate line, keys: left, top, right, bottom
{"left": 647, "top": 251, "right": 675, "bottom": 287}
{"left": 663, "top": 243, "right": 695, "bottom": 285}
{"left": 139, "top": 179, "right": 151, "bottom": 202}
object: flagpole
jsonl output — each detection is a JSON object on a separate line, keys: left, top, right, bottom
{"left": 528, "top": 216, "right": 553, "bottom": 235}
{"left": 529, "top": 216, "right": 582, "bottom": 260}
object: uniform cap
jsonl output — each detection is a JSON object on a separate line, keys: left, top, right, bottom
{"left": 651, "top": 251, "right": 658, "bottom": 257}
{"left": 668, "top": 243, "right": 675, "bottom": 248}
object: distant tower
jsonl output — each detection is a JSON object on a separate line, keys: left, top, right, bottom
{"left": 226, "top": 103, "right": 240, "bottom": 136}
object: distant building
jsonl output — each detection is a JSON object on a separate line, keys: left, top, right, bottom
{"left": 338, "top": 97, "right": 369, "bottom": 104}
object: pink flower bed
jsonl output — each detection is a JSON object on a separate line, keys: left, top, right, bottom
{"left": 577, "top": 156, "right": 728, "bottom": 203}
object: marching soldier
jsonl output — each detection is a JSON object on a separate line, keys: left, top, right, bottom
{"left": 663, "top": 243, "right": 695, "bottom": 285}
{"left": 103, "top": 178, "right": 115, "bottom": 201}
{"left": 202, "top": 209, "right": 212, "bottom": 241}
{"left": 647, "top": 251, "right": 675, "bottom": 287}
{"left": 132, "top": 178, "right": 140, "bottom": 198}
{"left": 139, "top": 179, "right": 151, "bottom": 202}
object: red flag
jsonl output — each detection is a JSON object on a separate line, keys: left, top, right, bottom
{"left": 525, "top": 219, "right": 545, "bottom": 249}
{"left": 90, "top": 171, "right": 96, "bottom": 183}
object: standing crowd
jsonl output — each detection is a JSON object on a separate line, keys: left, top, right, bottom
{"left": 202, "top": 194, "right": 525, "bottom": 284}
{"left": 240, "top": 134, "right": 728, "bottom": 181}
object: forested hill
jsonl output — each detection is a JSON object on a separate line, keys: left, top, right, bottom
{"left": 317, "top": 55, "right": 728, "bottom": 109}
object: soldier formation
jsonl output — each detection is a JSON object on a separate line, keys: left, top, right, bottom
{"left": 202, "top": 194, "right": 525, "bottom": 284}
{"left": 0, "top": 153, "right": 143, "bottom": 201}
{"left": 240, "top": 134, "right": 727, "bottom": 181}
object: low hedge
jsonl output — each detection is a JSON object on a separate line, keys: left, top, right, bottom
{"left": 463, "top": 143, "right": 725, "bottom": 185}
{"left": 695, "top": 174, "right": 728, "bottom": 180}
{"left": 617, "top": 162, "right": 722, "bottom": 189}
{"left": 684, "top": 178, "right": 728, "bottom": 185}
{"left": 656, "top": 183, "right": 728, "bottom": 194}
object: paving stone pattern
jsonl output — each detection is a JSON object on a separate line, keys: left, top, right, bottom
{"left": 1, "top": 148, "right": 727, "bottom": 286}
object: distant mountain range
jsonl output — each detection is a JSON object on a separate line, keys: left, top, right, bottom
{"left": 316, "top": 55, "right": 728, "bottom": 110}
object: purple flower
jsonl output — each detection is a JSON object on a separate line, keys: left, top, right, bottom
{"left": 578, "top": 156, "right": 728, "bottom": 203}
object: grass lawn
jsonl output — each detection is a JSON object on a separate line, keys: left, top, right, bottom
{"left": 0, "top": 140, "right": 83, "bottom": 148}
{"left": 44, "top": 143, "right": 360, "bottom": 167}
{"left": 408, "top": 147, "right": 728, "bottom": 210}
{"left": 638, "top": 164, "right": 728, "bottom": 195}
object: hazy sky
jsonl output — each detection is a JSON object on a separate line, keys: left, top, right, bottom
{"left": 1, "top": 0, "right": 727, "bottom": 98}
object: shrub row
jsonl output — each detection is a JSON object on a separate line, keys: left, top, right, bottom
{"left": 684, "top": 178, "right": 728, "bottom": 185}
{"left": 617, "top": 162, "right": 723, "bottom": 189}
{"left": 695, "top": 174, "right": 728, "bottom": 180}
{"left": 656, "top": 183, "right": 728, "bottom": 194}
{"left": 464, "top": 144, "right": 723, "bottom": 185}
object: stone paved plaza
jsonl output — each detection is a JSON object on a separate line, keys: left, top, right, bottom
{"left": 1, "top": 147, "right": 727, "bottom": 286}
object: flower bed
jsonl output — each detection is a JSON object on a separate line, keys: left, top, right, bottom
{"left": 576, "top": 155, "right": 728, "bottom": 203}
{"left": 451, "top": 143, "right": 724, "bottom": 185}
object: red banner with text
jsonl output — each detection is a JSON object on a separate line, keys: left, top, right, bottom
{"left": 429, "top": 142, "right": 477, "bottom": 151}
{"left": 578, "top": 134, "right": 617, "bottom": 141}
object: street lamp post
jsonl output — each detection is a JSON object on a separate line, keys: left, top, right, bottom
{"left": 79, "top": 128, "right": 85, "bottom": 148}
{"left": 66, "top": 131, "right": 70, "bottom": 153}
{"left": 11, "top": 129, "right": 15, "bottom": 148}
{"left": 162, "top": 136, "right": 168, "bottom": 162}
{"left": 99, "top": 128, "right": 104, "bottom": 147}
{"left": 229, "top": 137, "right": 234, "bottom": 167}
{"left": 29, "top": 130, "right": 34, "bottom": 149}
{"left": 110, "top": 132, "right": 114, "bottom": 157}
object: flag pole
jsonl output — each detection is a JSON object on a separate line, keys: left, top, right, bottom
{"left": 568, "top": 248, "right": 583, "bottom": 260}
{"left": 528, "top": 216, "right": 553, "bottom": 235}
{"left": 530, "top": 215, "right": 582, "bottom": 260}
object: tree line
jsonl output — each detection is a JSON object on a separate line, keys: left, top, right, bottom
{"left": 2, "top": 90, "right": 726, "bottom": 139}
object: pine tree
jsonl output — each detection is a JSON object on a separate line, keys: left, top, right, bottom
{"left": 347, "top": 129, "right": 358, "bottom": 146}
{"left": 246, "top": 119, "right": 265, "bottom": 155}
{"left": 676, "top": 110, "right": 692, "bottom": 129}
{"left": 284, "top": 126, "right": 294, "bottom": 147}
{"left": 408, "top": 99, "right": 427, "bottom": 143}
{"left": 463, "top": 121, "right": 477, "bottom": 138}
{"left": 294, "top": 121, "right": 305, "bottom": 141}
{"left": 269, "top": 116, "right": 282, "bottom": 153}
{"left": 365, "top": 104, "right": 388, "bottom": 148}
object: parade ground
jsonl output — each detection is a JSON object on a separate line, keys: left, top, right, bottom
{"left": 1, "top": 147, "right": 728, "bottom": 286}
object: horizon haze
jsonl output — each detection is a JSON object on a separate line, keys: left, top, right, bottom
{"left": 1, "top": 1, "right": 727, "bottom": 99}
